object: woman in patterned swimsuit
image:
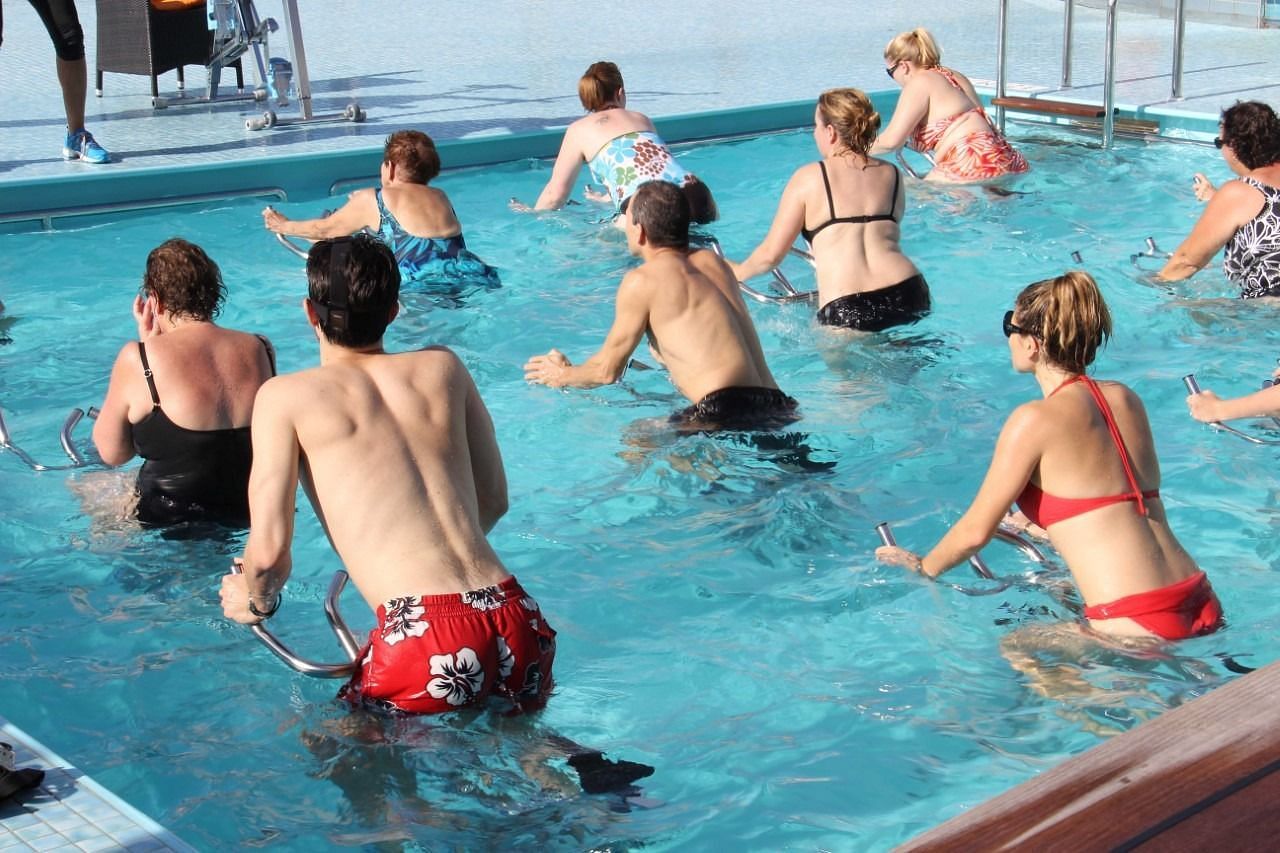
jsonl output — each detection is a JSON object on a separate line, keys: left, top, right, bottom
{"left": 530, "top": 61, "right": 717, "bottom": 223}
{"left": 262, "top": 130, "right": 499, "bottom": 289}
{"left": 870, "top": 28, "right": 1028, "bottom": 184}
{"left": 1160, "top": 101, "right": 1280, "bottom": 298}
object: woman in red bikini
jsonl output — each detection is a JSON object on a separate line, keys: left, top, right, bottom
{"left": 877, "top": 271, "right": 1222, "bottom": 642}
{"left": 870, "top": 28, "right": 1028, "bottom": 184}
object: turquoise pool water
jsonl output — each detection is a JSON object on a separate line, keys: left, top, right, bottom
{"left": 1, "top": 126, "right": 1277, "bottom": 850}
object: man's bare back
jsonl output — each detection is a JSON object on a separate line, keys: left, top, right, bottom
{"left": 222, "top": 235, "right": 556, "bottom": 717}
{"left": 251, "top": 345, "right": 509, "bottom": 609}
{"left": 524, "top": 181, "right": 794, "bottom": 433}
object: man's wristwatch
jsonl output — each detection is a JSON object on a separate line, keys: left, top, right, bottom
{"left": 248, "top": 593, "right": 282, "bottom": 619}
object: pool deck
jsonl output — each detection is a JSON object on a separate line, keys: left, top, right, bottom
{"left": 0, "top": 0, "right": 1277, "bottom": 195}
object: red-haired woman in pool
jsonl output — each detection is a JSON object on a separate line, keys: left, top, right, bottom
{"left": 870, "top": 28, "right": 1027, "bottom": 183}
{"left": 877, "top": 271, "right": 1221, "bottom": 641}
{"left": 530, "top": 61, "right": 717, "bottom": 223}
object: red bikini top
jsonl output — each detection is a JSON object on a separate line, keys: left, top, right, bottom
{"left": 1016, "top": 375, "right": 1159, "bottom": 529}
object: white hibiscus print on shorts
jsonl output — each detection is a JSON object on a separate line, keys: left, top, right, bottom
{"left": 462, "top": 585, "right": 504, "bottom": 611}
{"left": 519, "top": 596, "right": 540, "bottom": 612}
{"left": 423, "top": 647, "right": 485, "bottom": 706}
{"left": 381, "top": 597, "right": 429, "bottom": 646}
{"left": 496, "top": 637, "right": 515, "bottom": 680}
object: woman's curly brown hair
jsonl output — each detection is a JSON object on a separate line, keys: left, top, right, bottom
{"left": 1220, "top": 101, "right": 1280, "bottom": 170}
{"left": 142, "top": 238, "right": 225, "bottom": 321}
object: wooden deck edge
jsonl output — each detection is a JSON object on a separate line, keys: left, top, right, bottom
{"left": 898, "top": 661, "right": 1280, "bottom": 852}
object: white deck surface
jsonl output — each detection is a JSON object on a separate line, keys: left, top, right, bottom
{"left": 0, "top": 0, "right": 1276, "bottom": 187}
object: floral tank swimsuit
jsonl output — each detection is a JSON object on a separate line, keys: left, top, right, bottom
{"left": 587, "top": 131, "right": 697, "bottom": 212}
{"left": 1223, "top": 176, "right": 1280, "bottom": 298}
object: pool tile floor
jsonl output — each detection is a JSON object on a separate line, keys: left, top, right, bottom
{"left": 0, "top": 719, "right": 193, "bottom": 853}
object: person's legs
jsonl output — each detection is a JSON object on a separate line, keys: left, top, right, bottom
{"left": 56, "top": 55, "right": 86, "bottom": 130}
{"left": 27, "top": 0, "right": 108, "bottom": 162}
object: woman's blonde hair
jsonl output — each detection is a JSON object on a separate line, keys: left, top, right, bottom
{"left": 578, "top": 61, "right": 624, "bottom": 112}
{"left": 816, "top": 88, "right": 880, "bottom": 156}
{"left": 884, "top": 28, "right": 942, "bottom": 68}
{"left": 1014, "top": 271, "right": 1112, "bottom": 374}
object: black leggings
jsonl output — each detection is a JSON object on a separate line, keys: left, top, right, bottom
{"left": 0, "top": 0, "right": 86, "bottom": 61}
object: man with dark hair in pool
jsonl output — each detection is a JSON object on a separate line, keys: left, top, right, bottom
{"left": 524, "top": 180, "right": 798, "bottom": 431}
{"left": 220, "top": 234, "right": 650, "bottom": 793}
{"left": 221, "top": 232, "right": 553, "bottom": 714}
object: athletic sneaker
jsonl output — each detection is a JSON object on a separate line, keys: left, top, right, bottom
{"left": 63, "top": 128, "right": 110, "bottom": 164}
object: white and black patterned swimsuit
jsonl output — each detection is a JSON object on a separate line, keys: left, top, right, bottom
{"left": 1223, "top": 176, "right": 1280, "bottom": 299}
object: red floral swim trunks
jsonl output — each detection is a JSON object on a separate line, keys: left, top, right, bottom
{"left": 338, "top": 575, "right": 556, "bottom": 715}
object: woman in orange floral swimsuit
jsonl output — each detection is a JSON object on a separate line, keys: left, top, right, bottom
{"left": 870, "top": 28, "right": 1028, "bottom": 184}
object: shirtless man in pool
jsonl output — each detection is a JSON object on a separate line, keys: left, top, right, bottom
{"left": 523, "top": 180, "right": 797, "bottom": 431}
{"left": 219, "top": 233, "right": 555, "bottom": 715}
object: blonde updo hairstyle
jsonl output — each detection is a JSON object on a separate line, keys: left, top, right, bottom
{"left": 817, "top": 88, "right": 880, "bottom": 156}
{"left": 579, "top": 61, "right": 624, "bottom": 112}
{"left": 884, "top": 28, "right": 942, "bottom": 69}
{"left": 1014, "top": 271, "right": 1112, "bottom": 375}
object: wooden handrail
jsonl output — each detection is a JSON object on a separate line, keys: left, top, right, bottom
{"left": 991, "top": 96, "right": 1106, "bottom": 118}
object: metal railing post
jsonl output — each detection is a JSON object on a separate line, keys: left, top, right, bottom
{"left": 1061, "top": 0, "right": 1074, "bottom": 88}
{"left": 996, "top": 0, "right": 1009, "bottom": 133}
{"left": 1171, "top": 0, "right": 1187, "bottom": 100}
{"left": 1102, "top": 0, "right": 1119, "bottom": 148}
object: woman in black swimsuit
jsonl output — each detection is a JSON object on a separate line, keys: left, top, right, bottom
{"left": 730, "top": 88, "right": 929, "bottom": 332}
{"left": 93, "top": 239, "right": 275, "bottom": 526}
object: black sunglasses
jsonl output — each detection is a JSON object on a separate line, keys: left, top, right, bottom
{"left": 885, "top": 61, "right": 902, "bottom": 81}
{"left": 1002, "top": 310, "right": 1035, "bottom": 338}
{"left": 1213, "top": 136, "right": 1226, "bottom": 149}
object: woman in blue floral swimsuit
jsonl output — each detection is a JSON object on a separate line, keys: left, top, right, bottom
{"left": 263, "top": 130, "right": 499, "bottom": 289}
{"left": 530, "top": 61, "right": 717, "bottom": 223}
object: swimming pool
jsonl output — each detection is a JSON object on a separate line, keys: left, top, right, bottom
{"left": 1, "top": 122, "right": 1276, "bottom": 850}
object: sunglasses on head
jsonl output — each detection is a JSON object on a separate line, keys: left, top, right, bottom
{"left": 885, "top": 61, "right": 903, "bottom": 80}
{"left": 1002, "top": 310, "right": 1035, "bottom": 338}
{"left": 313, "top": 238, "right": 352, "bottom": 335}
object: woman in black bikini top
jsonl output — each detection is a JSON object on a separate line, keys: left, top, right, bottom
{"left": 730, "top": 88, "right": 930, "bottom": 333}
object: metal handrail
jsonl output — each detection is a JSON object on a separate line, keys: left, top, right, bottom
{"left": 0, "top": 406, "right": 99, "bottom": 471}
{"left": 996, "top": 0, "right": 1009, "bottom": 134}
{"left": 1184, "top": 374, "right": 1280, "bottom": 446}
{"left": 1102, "top": 0, "right": 1119, "bottom": 149}
{"left": 1061, "top": 0, "right": 1075, "bottom": 88}
{"left": 894, "top": 149, "right": 936, "bottom": 181}
{"left": 230, "top": 562, "right": 360, "bottom": 678}
{"left": 706, "top": 237, "right": 817, "bottom": 305}
{"left": 1172, "top": 0, "right": 1187, "bottom": 100}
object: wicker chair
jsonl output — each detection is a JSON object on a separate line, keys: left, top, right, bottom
{"left": 95, "top": 0, "right": 243, "bottom": 99}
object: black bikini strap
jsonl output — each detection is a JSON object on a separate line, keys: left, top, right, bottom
{"left": 818, "top": 160, "right": 837, "bottom": 220}
{"left": 136, "top": 341, "right": 161, "bottom": 408}
{"left": 888, "top": 165, "right": 901, "bottom": 222}
{"left": 255, "top": 334, "right": 277, "bottom": 377}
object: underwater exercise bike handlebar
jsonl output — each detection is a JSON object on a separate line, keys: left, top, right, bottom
{"left": 1183, "top": 374, "right": 1280, "bottom": 446}
{"left": 230, "top": 562, "right": 361, "bottom": 678}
